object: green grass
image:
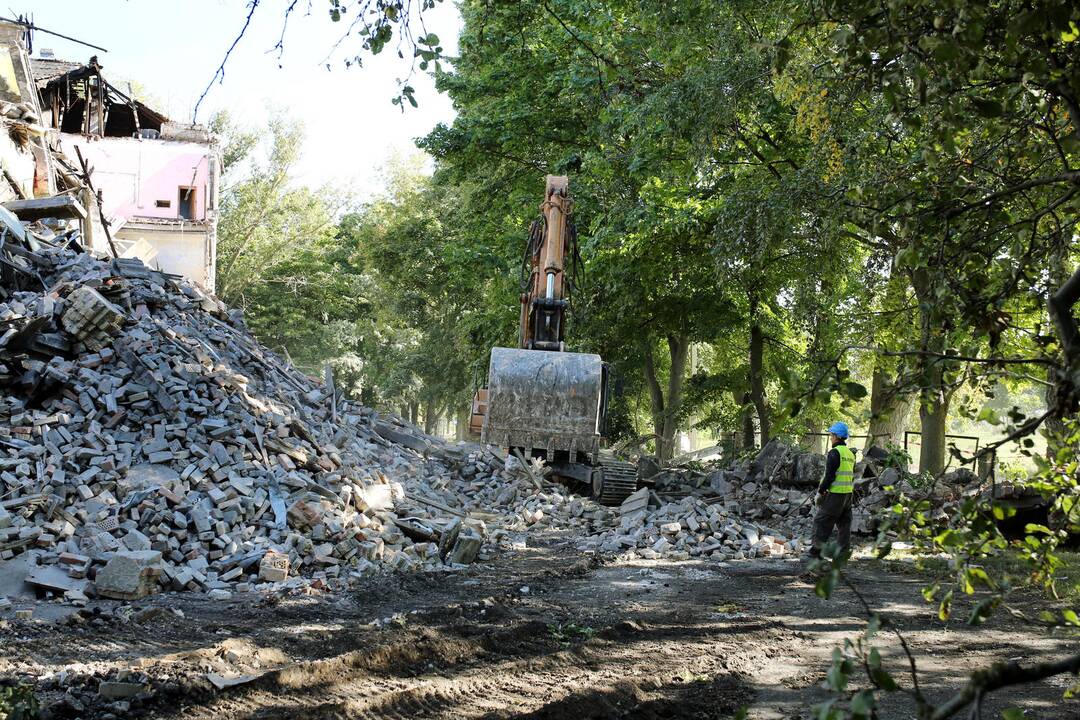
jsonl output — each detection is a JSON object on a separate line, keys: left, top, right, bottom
{"left": 547, "top": 622, "right": 597, "bottom": 644}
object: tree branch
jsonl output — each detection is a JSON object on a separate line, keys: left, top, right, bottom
{"left": 840, "top": 575, "right": 927, "bottom": 705}
{"left": 1049, "top": 265, "right": 1080, "bottom": 364}
{"left": 731, "top": 122, "right": 783, "bottom": 180}
{"left": 943, "top": 171, "right": 1080, "bottom": 219}
{"left": 541, "top": 0, "right": 619, "bottom": 70}
{"left": 194, "top": 0, "right": 261, "bottom": 122}
{"left": 930, "top": 653, "right": 1080, "bottom": 720}
{"left": 965, "top": 410, "right": 1051, "bottom": 463}
{"left": 270, "top": 0, "right": 301, "bottom": 59}
{"left": 877, "top": 348, "right": 1053, "bottom": 366}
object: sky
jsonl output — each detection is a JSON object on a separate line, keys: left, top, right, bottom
{"left": 17, "top": 0, "right": 461, "bottom": 198}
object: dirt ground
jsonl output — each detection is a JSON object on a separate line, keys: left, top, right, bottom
{"left": 2, "top": 533, "right": 1078, "bottom": 719}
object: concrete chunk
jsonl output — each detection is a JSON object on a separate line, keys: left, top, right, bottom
{"left": 95, "top": 550, "right": 162, "bottom": 600}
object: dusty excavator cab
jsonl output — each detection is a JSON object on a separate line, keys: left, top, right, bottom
{"left": 482, "top": 346, "right": 604, "bottom": 460}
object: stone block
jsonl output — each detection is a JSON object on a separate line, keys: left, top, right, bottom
{"left": 122, "top": 529, "right": 152, "bottom": 551}
{"left": 25, "top": 564, "right": 90, "bottom": 595}
{"left": 448, "top": 533, "right": 482, "bottom": 565}
{"left": 95, "top": 550, "right": 162, "bottom": 600}
{"left": 98, "top": 681, "right": 143, "bottom": 699}
{"left": 620, "top": 487, "right": 649, "bottom": 515}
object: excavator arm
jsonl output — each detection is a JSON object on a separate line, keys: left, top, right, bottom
{"left": 470, "top": 176, "right": 640, "bottom": 506}
{"left": 520, "top": 175, "right": 573, "bottom": 351}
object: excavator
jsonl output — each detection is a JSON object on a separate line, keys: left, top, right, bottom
{"left": 470, "top": 176, "right": 640, "bottom": 505}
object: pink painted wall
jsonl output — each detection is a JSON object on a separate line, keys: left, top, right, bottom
{"left": 58, "top": 134, "right": 211, "bottom": 224}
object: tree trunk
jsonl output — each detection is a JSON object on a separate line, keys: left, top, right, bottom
{"left": 456, "top": 406, "right": 469, "bottom": 441}
{"left": 919, "top": 374, "right": 948, "bottom": 477}
{"left": 734, "top": 390, "right": 755, "bottom": 450}
{"left": 423, "top": 398, "right": 434, "bottom": 435}
{"left": 660, "top": 334, "right": 690, "bottom": 464}
{"left": 802, "top": 281, "right": 829, "bottom": 454}
{"left": 911, "top": 269, "right": 950, "bottom": 477}
{"left": 1044, "top": 233, "right": 1069, "bottom": 450}
{"left": 643, "top": 335, "right": 690, "bottom": 465}
{"left": 802, "top": 427, "right": 824, "bottom": 454}
{"left": 409, "top": 401, "right": 419, "bottom": 426}
{"left": 642, "top": 342, "right": 666, "bottom": 460}
{"left": 748, "top": 299, "right": 770, "bottom": 446}
{"left": 423, "top": 398, "right": 442, "bottom": 435}
{"left": 866, "top": 363, "right": 914, "bottom": 451}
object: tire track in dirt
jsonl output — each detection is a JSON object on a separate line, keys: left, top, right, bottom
{"left": 149, "top": 608, "right": 784, "bottom": 720}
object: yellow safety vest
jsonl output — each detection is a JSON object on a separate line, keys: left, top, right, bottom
{"left": 829, "top": 445, "right": 855, "bottom": 493}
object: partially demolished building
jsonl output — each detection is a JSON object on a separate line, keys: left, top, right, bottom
{"left": 0, "top": 21, "right": 219, "bottom": 289}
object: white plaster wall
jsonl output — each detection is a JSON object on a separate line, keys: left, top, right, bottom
{"left": 116, "top": 225, "right": 212, "bottom": 289}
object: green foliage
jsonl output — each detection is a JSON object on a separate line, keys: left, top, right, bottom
{"left": 0, "top": 684, "right": 39, "bottom": 720}
{"left": 547, "top": 622, "right": 596, "bottom": 645}
{"left": 880, "top": 442, "right": 912, "bottom": 472}
{"left": 324, "top": 0, "right": 446, "bottom": 107}
{"left": 335, "top": 156, "right": 504, "bottom": 418}
{"left": 419, "top": 0, "right": 877, "bottom": 449}
{"left": 213, "top": 111, "right": 366, "bottom": 376}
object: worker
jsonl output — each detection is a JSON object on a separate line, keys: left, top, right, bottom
{"left": 807, "top": 421, "right": 856, "bottom": 559}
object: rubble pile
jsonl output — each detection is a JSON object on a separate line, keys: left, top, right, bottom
{"left": 620, "top": 437, "right": 997, "bottom": 562}
{"left": 0, "top": 218, "right": 985, "bottom": 610}
{"left": 391, "top": 450, "right": 617, "bottom": 555}
{"left": 404, "top": 444, "right": 822, "bottom": 564}
{"left": 0, "top": 236, "right": 489, "bottom": 603}
{"left": 584, "top": 489, "right": 804, "bottom": 560}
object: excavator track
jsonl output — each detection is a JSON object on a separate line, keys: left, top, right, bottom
{"left": 592, "top": 458, "right": 639, "bottom": 506}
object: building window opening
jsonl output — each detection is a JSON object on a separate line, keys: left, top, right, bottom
{"left": 155, "top": 199, "right": 171, "bottom": 208}
{"left": 178, "top": 187, "right": 196, "bottom": 220}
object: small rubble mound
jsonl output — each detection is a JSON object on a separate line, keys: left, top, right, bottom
{"left": 629, "top": 437, "right": 1009, "bottom": 563}
{"left": 0, "top": 235, "right": 487, "bottom": 601}
{"left": 586, "top": 489, "right": 804, "bottom": 560}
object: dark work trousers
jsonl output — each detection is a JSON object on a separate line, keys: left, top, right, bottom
{"left": 810, "top": 492, "right": 853, "bottom": 557}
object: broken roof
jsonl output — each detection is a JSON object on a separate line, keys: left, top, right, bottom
{"left": 32, "top": 55, "right": 170, "bottom": 136}
{"left": 29, "top": 57, "right": 82, "bottom": 87}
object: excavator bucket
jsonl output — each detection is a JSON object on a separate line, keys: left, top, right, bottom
{"left": 482, "top": 347, "right": 604, "bottom": 459}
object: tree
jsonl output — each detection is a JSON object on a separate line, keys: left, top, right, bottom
{"left": 786, "top": 1, "right": 1080, "bottom": 714}
{"left": 213, "top": 111, "right": 367, "bottom": 374}
{"left": 337, "top": 156, "right": 504, "bottom": 426}
{"left": 215, "top": 113, "right": 346, "bottom": 306}
{"left": 808, "top": 0, "right": 1080, "bottom": 458}
{"left": 421, "top": 0, "right": 876, "bottom": 458}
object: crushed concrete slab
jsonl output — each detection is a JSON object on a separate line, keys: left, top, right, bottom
{"left": 25, "top": 564, "right": 90, "bottom": 595}
{"left": 0, "top": 553, "right": 40, "bottom": 600}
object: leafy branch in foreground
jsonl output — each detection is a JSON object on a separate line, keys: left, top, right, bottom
{"left": 0, "top": 683, "right": 39, "bottom": 720}
{"left": 810, "top": 541, "right": 1079, "bottom": 720}
{"left": 808, "top": 415, "right": 1080, "bottom": 720}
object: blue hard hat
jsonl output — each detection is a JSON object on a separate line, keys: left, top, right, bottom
{"left": 828, "top": 421, "right": 849, "bottom": 439}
